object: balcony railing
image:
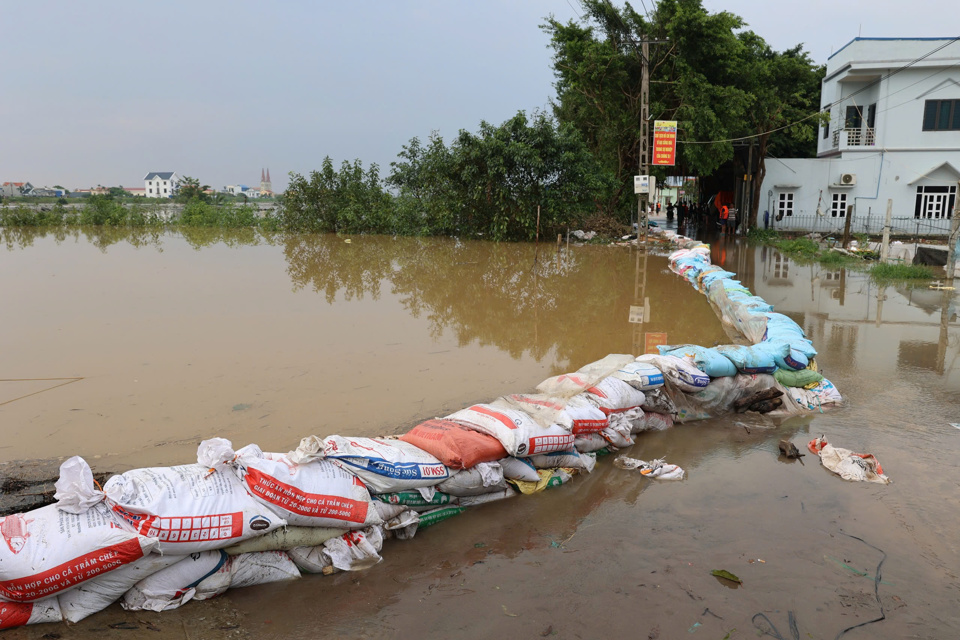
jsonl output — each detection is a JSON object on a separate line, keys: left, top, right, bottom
{"left": 832, "top": 127, "right": 876, "bottom": 149}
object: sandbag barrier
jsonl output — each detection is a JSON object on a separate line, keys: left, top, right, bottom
{"left": 0, "top": 231, "right": 842, "bottom": 629}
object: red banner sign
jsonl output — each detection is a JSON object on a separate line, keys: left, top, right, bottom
{"left": 644, "top": 332, "right": 668, "bottom": 354}
{"left": 652, "top": 120, "right": 677, "bottom": 166}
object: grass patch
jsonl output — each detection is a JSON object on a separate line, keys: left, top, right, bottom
{"left": 870, "top": 262, "right": 934, "bottom": 281}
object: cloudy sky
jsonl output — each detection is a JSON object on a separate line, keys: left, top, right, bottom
{"left": 1, "top": 1, "right": 952, "bottom": 192}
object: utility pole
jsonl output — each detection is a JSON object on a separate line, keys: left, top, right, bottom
{"left": 946, "top": 179, "right": 960, "bottom": 280}
{"left": 638, "top": 37, "right": 649, "bottom": 234}
{"left": 842, "top": 204, "right": 853, "bottom": 247}
{"left": 880, "top": 199, "right": 893, "bottom": 262}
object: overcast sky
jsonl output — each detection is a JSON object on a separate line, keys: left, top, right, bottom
{"left": 1, "top": 1, "right": 953, "bottom": 192}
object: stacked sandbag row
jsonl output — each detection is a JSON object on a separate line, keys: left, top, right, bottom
{"left": 0, "top": 234, "right": 841, "bottom": 630}
{"left": 651, "top": 228, "right": 843, "bottom": 420}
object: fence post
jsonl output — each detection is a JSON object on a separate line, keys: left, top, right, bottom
{"left": 881, "top": 199, "right": 892, "bottom": 262}
{"left": 842, "top": 205, "right": 853, "bottom": 247}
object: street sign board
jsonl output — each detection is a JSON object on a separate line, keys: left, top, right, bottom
{"left": 652, "top": 120, "right": 677, "bottom": 166}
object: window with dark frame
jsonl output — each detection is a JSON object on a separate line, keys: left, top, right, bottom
{"left": 914, "top": 185, "right": 956, "bottom": 219}
{"left": 830, "top": 192, "right": 847, "bottom": 218}
{"left": 867, "top": 103, "right": 876, "bottom": 128}
{"left": 823, "top": 110, "right": 830, "bottom": 139}
{"left": 778, "top": 192, "right": 794, "bottom": 217}
{"left": 922, "top": 99, "right": 960, "bottom": 131}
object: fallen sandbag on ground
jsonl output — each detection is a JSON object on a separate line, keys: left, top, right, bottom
{"left": 613, "top": 456, "right": 685, "bottom": 480}
{"left": 808, "top": 436, "right": 890, "bottom": 484}
{"left": 0, "top": 500, "right": 158, "bottom": 603}
{"left": 55, "top": 456, "right": 285, "bottom": 554}
{"left": 198, "top": 438, "right": 380, "bottom": 529}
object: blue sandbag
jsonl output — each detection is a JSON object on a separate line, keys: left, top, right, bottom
{"left": 658, "top": 344, "right": 738, "bottom": 378}
{"left": 700, "top": 269, "right": 737, "bottom": 288}
{"left": 763, "top": 340, "right": 810, "bottom": 370}
{"left": 715, "top": 343, "right": 784, "bottom": 375}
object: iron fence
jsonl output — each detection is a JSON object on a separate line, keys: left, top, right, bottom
{"left": 767, "top": 211, "right": 952, "bottom": 237}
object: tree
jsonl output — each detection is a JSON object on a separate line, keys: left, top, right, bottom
{"left": 107, "top": 186, "right": 128, "bottom": 199}
{"left": 177, "top": 176, "right": 210, "bottom": 203}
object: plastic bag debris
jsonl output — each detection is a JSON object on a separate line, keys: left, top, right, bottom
{"left": 808, "top": 436, "right": 889, "bottom": 484}
{"left": 613, "top": 456, "right": 685, "bottom": 480}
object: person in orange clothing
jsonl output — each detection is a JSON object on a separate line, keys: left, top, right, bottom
{"left": 719, "top": 204, "right": 730, "bottom": 235}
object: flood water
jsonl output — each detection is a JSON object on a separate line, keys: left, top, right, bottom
{"left": 2, "top": 226, "right": 959, "bottom": 639}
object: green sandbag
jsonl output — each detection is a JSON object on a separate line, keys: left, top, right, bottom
{"left": 774, "top": 368, "right": 824, "bottom": 388}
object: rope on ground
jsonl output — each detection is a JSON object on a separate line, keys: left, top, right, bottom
{"left": 0, "top": 377, "right": 85, "bottom": 407}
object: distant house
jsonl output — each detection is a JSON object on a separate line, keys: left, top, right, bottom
{"left": 30, "top": 187, "right": 65, "bottom": 197}
{"left": 763, "top": 38, "right": 960, "bottom": 236}
{"left": 126, "top": 187, "right": 146, "bottom": 197}
{"left": 144, "top": 172, "right": 179, "bottom": 198}
{"left": 1, "top": 181, "right": 33, "bottom": 197}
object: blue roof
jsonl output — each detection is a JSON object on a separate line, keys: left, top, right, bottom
{"left": 829, "top": 37, "right": 959, "bottom": 61}
{"left": 144, "top": 171, "right": 176, "bottom": 180}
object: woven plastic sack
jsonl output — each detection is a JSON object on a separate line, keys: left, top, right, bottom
{"left": 446, "top": 404, "right": 574, "bottom": 457}
{"left": 399, "top": 419, "right": 507, "bottom": 469}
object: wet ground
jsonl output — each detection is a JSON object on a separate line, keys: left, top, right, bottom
{"left": 1, "top": 224, "right": 958, "bottom": 638}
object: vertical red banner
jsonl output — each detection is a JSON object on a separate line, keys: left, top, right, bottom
{"left": 652, "top": 120, "right": 677, "bottom": 166}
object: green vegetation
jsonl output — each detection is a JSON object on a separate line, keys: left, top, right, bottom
{"left": 747, "top": 227, "right": 937, "bottom": 281}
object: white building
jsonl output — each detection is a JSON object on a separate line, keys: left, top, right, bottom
{"left": 763, "top": 38, "right": 960, "bottom": 236}
{"left": 144, "top": 172, "right": 179, "bottom": 198}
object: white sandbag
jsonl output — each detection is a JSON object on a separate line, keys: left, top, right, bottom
{"left": 584, "top": 377, "right": 646, "bottom": 415}
{"left": 498, "top": 457, "right": 542, "bottom": 482}
{"left": 0, "top": 501, "right": 158, "bottom": 603}
{"left": 600, "top": 419, "right": 636, "bottom": 448}
{"left": 612, "top": 361, "right": 665, "bottom": 390}
{"left": 641, "top": 388, "right": 678, "bottom": 416}
{"left": 574, "top": 434, "right": 610, "bottom": 453}
{"left": 0, "top": 598, "right": 61, "bottom": 629}
{"left": 436, "top": 463, "right": 506, "bottom": 497}
{"left": 459, "top": 487, "right": 519, "bottom": 507}
{"left": 58, "top": 552, "right": 182, "bottom": 622}
{"left": 56, "top": 456, "right": 284, "bottom": 554}
{"left": 640, "top": 411, "right": 675, "bottom": 432}
{"left": 317, "top": 436, "right": 450, "bottom": 493}
{"left": 635, "top": 354, "right": 710, "bottom": 392}
{"left": 229, "top": 551, "right": 300, "bottom": 589}
{"left": 198, "top": 438, "right": 378, "bottom": 529}
{"left": 534, "top": 354, "right": 636, "bottom": 398}
{"left": 494, "top": 393, "right": 608, "bottom": 434}
{"left": 447, "top": 404, "right": 574, "bottom": 457}
{"left": 809, "top": 436, "right": 889, "bottom": 484}
{"left": 383, "top": 510, "right": 420, "bottom": 541}
{"left": 289, "top": 527, "right": 384, "bottom": 574}
{"left": 122, "top": 551, "right": 228, "bottom": 612}
{"left": 527, "top": 450, "right": 594, "bottom": 471}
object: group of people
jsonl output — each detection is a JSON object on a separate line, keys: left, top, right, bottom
{"left": 651, "top": 199, "right": 737, "bottom": 236}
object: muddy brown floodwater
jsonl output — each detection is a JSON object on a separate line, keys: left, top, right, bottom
{"left": 1, "top": 226, "right": 959, "bottom": 639}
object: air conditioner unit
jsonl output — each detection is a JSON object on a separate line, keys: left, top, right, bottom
{"left": 839, "top": 173, "right": 857, "bottom": 186}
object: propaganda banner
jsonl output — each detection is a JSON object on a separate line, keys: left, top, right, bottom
{"left": 652, "top": 120, "right": 677, "bottom": 166}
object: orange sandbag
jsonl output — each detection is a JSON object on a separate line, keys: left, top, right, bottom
{"left": 400, "top": 420, "right": 507, "bottom": 469}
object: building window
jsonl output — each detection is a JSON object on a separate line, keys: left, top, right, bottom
{"left": 163, "top": 188, "right": 168, "bottom": 194}
{"left": 845, "top": 105, "right": 863, "bottom": 129}
{"left": 867, "top": 103, "right": 876, "bottom": 128}
{"left": 830, "top": 192, "right": 847, "bottom": 218}
{"left": 778, "top": 192, "right": 794, "bottom": 217}
{"left": 922, "top": 99, "right": 960, "bottom": 131}
{"left": 774, "top": 254, "right": 788, "bottom": 279}
{"left": 914, "top": 185, "right": 956, "bottom": 219}
{"left": 148, "top": 188, "right": 152, "bottom": 194}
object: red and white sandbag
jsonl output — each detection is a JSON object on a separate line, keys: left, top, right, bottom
{"left": 0, "top": 500, "right": 158, "bottom": 603}
{"left": 535, "top": 354, "right": 637, "bottom": 398}
{"left": 0, "top": 598, "right": 61, "bottom": 629}
{"left": 293, "top": 436, "right": 449, "bottom": 493}
{"left": 55, "top": 456, "right": 284, "bottom": 554}
{"left": 122, "top": 550, "right": 229, "bottom": 612}
{"left": 446, "top": 404, "right": 573, "bottom": 457}
{"left": 583, "top": 377, "right": 646, "bottom": 415}
{"left": 495, "top": 393, "right": 607, "bottom": 435}
{"left": 198, "top": 438, "right": 378, "bottom": 529}
{"left": 398, "top": 419, "right": 507, "bottom": 469}
{"left": 58, "top": 552, "right": 183, "bottom": 622}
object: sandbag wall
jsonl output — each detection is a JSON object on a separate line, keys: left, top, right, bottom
{"left": 0, "top": 233, "right": 843, "bottom": 630}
